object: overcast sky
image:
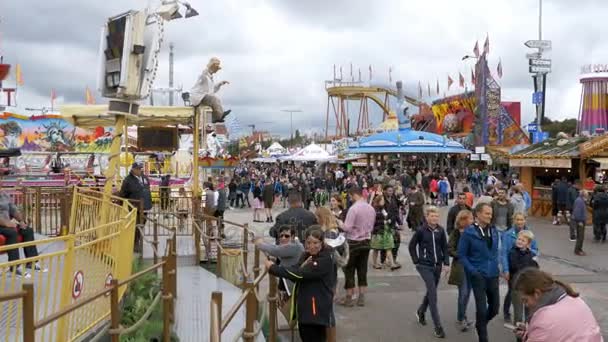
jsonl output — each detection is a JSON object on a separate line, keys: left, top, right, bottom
{"left": 1, "top": 0, "right": 607, "bottom": 137}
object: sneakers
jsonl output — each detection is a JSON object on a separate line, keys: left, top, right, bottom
{"left": 434, "top": 326, "right": 446, "bottom": 338}
{"left": 28, "top": 262, "right": 48, "bottom": 273}
{"left": 570, "top": 237, "right": 577, "bottom": 242}
{"left": 416, "top": 310, "right": 427, "bottom": 326}
{"left": 575, "top": 251, "right": 587, "bottom": 256}
{"left": 337, "top": 296, "right": 355, "bottom": 307}
{"left": 356, "top": 293, "right": 366, "bottom": 306}
{"left": 458, "top": 320, "right": 470, "bottom": 332}
{"left": 14, "top": 267, "right": 31, "bottom": 279}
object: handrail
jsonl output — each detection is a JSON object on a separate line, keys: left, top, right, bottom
{"left": 36, "top": 258, "right": 169, "bottom": 330}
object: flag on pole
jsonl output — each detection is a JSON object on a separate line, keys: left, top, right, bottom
{"left": 471, "top": 68, "right": 476, "bottom": 85}
{"left": 51, "top": 89, "right": 57, "bottom": 109}
{"left": 369, "top": 65, "right": 372, "bottom": 81}
{"left": 15, "top": 63, "right": 23, "bottom": 86}
{"left": 459, "top": 72, "right": 465, "bottom": 88}
{"left": 436, "top": 80, "right": 440, "bottom": 95}
{"left": 418, "top": 81, "right": 423, "bottom": 99}
{"left": 483, "top": 34, "right": 490, "bottom": 55}
{"left": 389, "top": 67, "right": 392, "bottom": 83}
{"left": 473, "top": 41, "right": 480, "bottom": 58}
{"left": 497, "top": 59, "right": 503, "bottom": 78}
{"left": 447, "top": 75, "right": 454, "bottom": 90}
{"left": 427, "top": 82, "right": 431, "bottom": 97}
{"left": 85, "top": 87, "right": 96, "bottom": 104}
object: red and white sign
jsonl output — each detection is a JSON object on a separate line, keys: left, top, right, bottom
{"left": 104, "top": 273, "right": 113, "bottom": 296}
{"left": 72, "top": 271, "right": 84, "bottom": 299}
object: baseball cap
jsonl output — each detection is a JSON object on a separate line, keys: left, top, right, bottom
{"left": 131, "top": 162, "right": 143, "bottom": 169}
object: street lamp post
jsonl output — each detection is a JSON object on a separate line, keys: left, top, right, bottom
{"left": 281, "top": 109, "right": 302, "bottom": 146}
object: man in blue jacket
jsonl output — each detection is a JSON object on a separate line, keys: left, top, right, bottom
{"left": 458, "top": 202, "right": 500, "bottom": 342}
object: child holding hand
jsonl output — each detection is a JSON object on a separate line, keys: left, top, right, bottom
{"left": 508, "top": 230, "right": 539, "bottom": 327}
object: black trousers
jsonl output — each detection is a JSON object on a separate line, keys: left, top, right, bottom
{"left": 299, "top": 323, "right": 327, "bottom": 342}
{"left": 343, "top": 240, "right": 370, "bottom": 289}
{"left": 0, "top": 226, "right": 38, "bottom": 262}
{"left": 470, "top": 274, "right": 499, "bottom": 342}
{"left": 160, "top": 189, "right": 170, "bottom": 210}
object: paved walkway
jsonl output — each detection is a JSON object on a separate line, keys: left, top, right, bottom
{"left": 223, "top": 202, "right": 608, "bottom": 341}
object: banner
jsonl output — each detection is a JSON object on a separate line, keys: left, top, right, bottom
{"left": 0, "top": 111, "right": 113, "bottom": 152}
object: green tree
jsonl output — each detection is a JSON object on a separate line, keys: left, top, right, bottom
{"left": 541, "top": 117, "right": 578, "bottom": 137}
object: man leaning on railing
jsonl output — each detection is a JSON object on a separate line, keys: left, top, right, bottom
{"left": 0, "top": 191, "right": 47, "bottom": 278}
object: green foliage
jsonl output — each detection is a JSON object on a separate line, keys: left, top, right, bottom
{"left": 119, "top": 260, "right": 179, "bottom": 342}
{"left": 540, "top": 117, "right": 578, "bottom": 138}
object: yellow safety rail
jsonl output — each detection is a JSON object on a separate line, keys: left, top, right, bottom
{"left": 0, "top": 187, "right": 137, "bottom": 341}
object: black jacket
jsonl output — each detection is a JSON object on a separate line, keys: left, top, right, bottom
{"left": 119, "top": 173, "right": 152, "bottom": 210}
{"left": 270, "top": 207, "right": 318, "bottom": 242}
{"left": 592, "top": 192, "right": 608, "bottom": 224}
{"left": 508, "top": 246, "right": 538, "bottom": 281}
{"left": 408, "top": 223, "right": 450, "bottom": 267}
{"left": 269, "top": 246, "right": 335, "bottom": 327}
{"left": 446, "top": 204, "right": 471, "bottom": 235}
{"left": 384, "top": 194, "right": 401, "bottom": 226}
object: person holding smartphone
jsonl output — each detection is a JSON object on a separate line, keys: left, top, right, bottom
{"left": 511, "top": 268, "right": 602, "bottom": 342}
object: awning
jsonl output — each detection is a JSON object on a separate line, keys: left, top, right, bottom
{"left": 591, "top": 158, "right": 608, "bottom": 169}
{"left": 509, "top": 158, "right": 572, "bottom": 168}
{"left": 60, "top": 105, "right": 209, "bottom": 128}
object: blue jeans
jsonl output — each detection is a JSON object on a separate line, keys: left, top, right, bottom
{"left": 440, "top": 193, "right": 448, "bottom": 206}
{"left": 457, "top": 274, "right": 471, "bottom": 322}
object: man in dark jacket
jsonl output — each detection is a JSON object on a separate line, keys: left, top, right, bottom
{"left": 591, "top": 186, "right": 608, "bottom": 242}
{"left": 119, "top": 162, "right": 152, "bottom": 251}
{"left": 555, "top": 177, "right": 570, "bottom": 224}
{"left": 458, "top": 202, "right": 500, "bottom": 342}
{"left": 446, "top": 193, "right": 472, "bottom": 235}
{"left": 409, "top": 206, "right": 449, "bottom": 339}
{"left": 270, "top": 193, "right": 318, "bottom": 242}
{"left": 572, "top": 190, "right": 588, "bottom": 256}
{"left": 407, "top": 185, "right": 425, "bottom": 231}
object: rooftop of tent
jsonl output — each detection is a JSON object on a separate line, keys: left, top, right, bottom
{"left": 347, "top": 128, "right": 471, "bottom": 154}
{"left": 510, "top": 135, "right": 588, "bottom": 159}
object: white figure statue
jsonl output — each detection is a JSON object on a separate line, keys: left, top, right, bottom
{"left": 189, "top": 57, "right": 231, "bottom": 123}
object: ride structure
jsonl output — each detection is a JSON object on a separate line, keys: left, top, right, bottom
{"left": 578, "top": 66, "right": 608, "bottom": 134}
{"left": 324, "top": 79, "right": 427, "bottom": 139}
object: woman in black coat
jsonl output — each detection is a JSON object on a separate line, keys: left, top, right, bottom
{"left": 265, "top": 227, "right": 336, "bottom": 342}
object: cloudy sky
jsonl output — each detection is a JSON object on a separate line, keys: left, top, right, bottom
{"left": 1, "top": 0, "right": 606, "bottom": 137}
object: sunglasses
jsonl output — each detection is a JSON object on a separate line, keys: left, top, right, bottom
{"left": 280, "top": 234, "right": 291, "bottom": 238}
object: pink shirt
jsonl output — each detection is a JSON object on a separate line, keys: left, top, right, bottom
{"left": 343, "top": 199, "right": 375, "bottom": 241}
{"left": 526, "top": 295, "right": 603, "bottom": 342}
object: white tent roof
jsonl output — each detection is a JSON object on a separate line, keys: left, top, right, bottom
{"left": 282, "top": 143, "right": 336, "bottom": 162}
{"left": 267, "top": 142, "right": 285, "bottom": 152}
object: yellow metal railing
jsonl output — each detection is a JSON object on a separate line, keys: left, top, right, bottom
{"left": 0, "top": 187, "right": 139, "bottom": 341}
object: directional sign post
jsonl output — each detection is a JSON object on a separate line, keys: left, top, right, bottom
{"left": 530, "top": 59, "right": 551, "bottom": 66}
{"left": 530, "top": 65, "right": 551, "bottom": 73}
{"left": 526, "top": 52, "right": 542, "bottom": 59}
{"left": 525, "top": 40, "right": 552, "bottom": 50}
{"left": 532, "top": 92, "right": 544, "bottom": 105}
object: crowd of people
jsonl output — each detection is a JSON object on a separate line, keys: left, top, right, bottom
{"left": 224, "top": 162, "right": 604, "bottom": 342}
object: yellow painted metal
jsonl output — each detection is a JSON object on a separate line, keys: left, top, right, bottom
{"left": 101, "top": 115, "right": 126, "bottom": 226}
{"left": 56, "top": 236, "right": 75, "bottom": 341}
{"left": 192, "top": 106, "right": 200, "bottom": 197}
{"left": 0, "top": 187, "right": 136, "bottom": 342}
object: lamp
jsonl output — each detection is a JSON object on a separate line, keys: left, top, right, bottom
{"left": 184, "top": 3, "right": 199, "bottom": 18}
{"left": 181, "top": 92, "right": 191, "bottom": 106}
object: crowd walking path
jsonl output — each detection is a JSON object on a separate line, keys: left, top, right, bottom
{"left": 223, "top": 202, "right": 608, "bottom": 341}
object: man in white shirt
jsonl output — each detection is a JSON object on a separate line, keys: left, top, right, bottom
{"left": 189, "top": 57, "right": 231, "bottom": 123}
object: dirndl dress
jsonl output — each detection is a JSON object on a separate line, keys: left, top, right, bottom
{"left": 370, "top": 226, "right": 395, "bottom": 250}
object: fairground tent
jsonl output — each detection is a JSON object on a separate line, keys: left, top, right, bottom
{"left": 281, "top": 143, "right": 336, "bottom": 162}
{"left": 266, "top": 142, "right": 286, "bottom": 156}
